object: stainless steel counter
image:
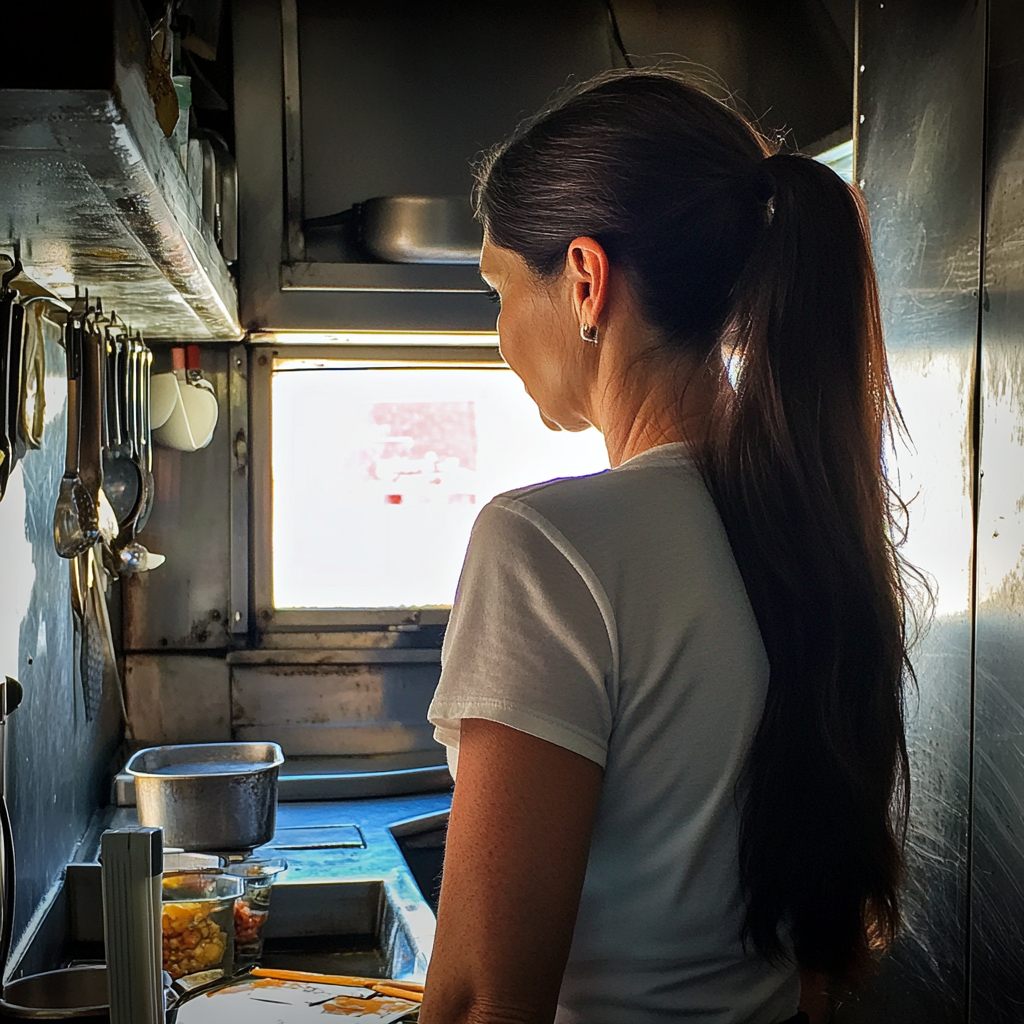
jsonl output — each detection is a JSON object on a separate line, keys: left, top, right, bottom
{"left": 113, "top": 752, "right": 452, "bottom": 807}
{"left": 67, "top": 792, "right": 451, "bottom": 983}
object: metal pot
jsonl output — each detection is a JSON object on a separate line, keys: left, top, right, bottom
{"left": 360, "top": 195, "right": 482, "bottom": 264}
{"left": 0, "top": 966, "right": 179, "bottom": 1022}
{"left": 126, "top": 742, "right": 285, "bottom": 852}
{"left": 0, "top": 965, "right": 109, "bottom": 1020}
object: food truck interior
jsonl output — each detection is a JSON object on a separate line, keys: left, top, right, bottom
{"left": 0, "top": 0, "right": 1022, "bottom": 1020}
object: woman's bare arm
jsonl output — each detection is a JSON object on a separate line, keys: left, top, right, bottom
{"left": 419, "top": 718, "right": 604, "bottom": 1024}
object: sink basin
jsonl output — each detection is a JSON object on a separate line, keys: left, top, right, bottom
{"left": 261, "top": 879, "right": 414, "bottom": 977}
{"left": 63, "top": 870, "right": 425, "bottom": 984}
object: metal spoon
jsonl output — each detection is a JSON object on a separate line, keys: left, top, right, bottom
{"left": 53, "top": 302, "right": 100, "bottom": 558}
{"left": 101, "top": 327, "right": 140, "bottom": 524}
{"left": 117, "top": 541, "right": 166, "bottom": 575}
{"left": 137, "top": 344, "right": 156, "bottom": 531}
{"left": 113, "top": 336, "right": 163, "bottom": 574}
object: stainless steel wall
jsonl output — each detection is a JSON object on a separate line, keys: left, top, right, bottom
{"left": 124, "top": 348, "right": 234, "bottom": 652}
{"left": 839, "top": 0, "right": 986, "bottom": 1019}
{"left": 971, "top": 1, "right": 1024, "bottom": 1019}
{"left": 0, "top": 326, "right": 122, "bottom": 970}
{"left": 846, "top": 2, "right": 1024, "bottom": 1021}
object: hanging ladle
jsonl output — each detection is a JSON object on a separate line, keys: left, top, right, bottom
{"left": 101, "top": 317, "right": 140, "bottom": 526}
{"left": 53, "top": 294, "right": 100, "bottom": 559}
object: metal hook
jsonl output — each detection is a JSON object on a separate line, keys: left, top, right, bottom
{"left": 1, "top": 241, "right": 23, "bottom": 293}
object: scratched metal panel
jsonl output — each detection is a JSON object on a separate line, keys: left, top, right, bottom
{"left": 970, "top": 3, "right": 1024, "bottom": 1019}
{"left": 835, "top": 2, "right": 985, "bottom": 1020}
{"left": 123, "top": 653, "right": 231, "bottom": 746}
{"left": 0, "top": 327, "right": 121, "bottom": 967}
{"left": 231, "top": 662, "right": 443, "bottom": 756}
{"left": 123, "top": 349, "right": 233, "bottom": 650}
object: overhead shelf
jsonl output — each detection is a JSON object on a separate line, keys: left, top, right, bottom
{"left": 0, "top": 0, "right": 241, "bottom": 342}
{"left": 280, "top": 262, "right": 487, "bottom": 293}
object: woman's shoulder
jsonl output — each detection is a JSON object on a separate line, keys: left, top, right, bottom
{"left": 483, "top": 446, "right": 715, "bottom": 549}
{"left": 501, "top": 445, "right": 702, "bottom": 509}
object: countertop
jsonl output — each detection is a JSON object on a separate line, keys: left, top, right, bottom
{"left": 85, "top": 792, "right": 452, "bottom": 981}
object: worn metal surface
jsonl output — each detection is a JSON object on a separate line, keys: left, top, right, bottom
{"left": 280, "top": 262, "right": 489, "bottom": 293}
{"left": 127, "top": 741, "right": 284, "bottom": 851}
{"left": 229, "top": 649, "right": 441, "bottom": 665}
{"left": 0, "top": 327, "right": 122, "bottom": 967}
{"left": 281, "top": 0, "right": 306, "bottom": 264}
{"left": 0, "top": 0, "right": 240, "bottom": 341}
{"left": 123, "top": 653, "right": 231, "bottom": 746}
{"left": 123, "top": 349, "right": 232, "bottom": 651}
{"left": 227, "top": 346, "right": 249, "bottom": 636}
{"left": 231, "top": 662, "right": 442, "bottom": 756}
{"left": 358, "top": 196, "right": 483, "bottom": 265}
{"left": 836, "top": 1, "right": 986, "bottom": 1020}
{"left": 970, "top": 3, "right": 1024, "bottom": 1019}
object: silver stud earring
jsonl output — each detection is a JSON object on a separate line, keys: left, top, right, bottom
{"left": 580, "top": 323, "right": 599, "bottom": 344}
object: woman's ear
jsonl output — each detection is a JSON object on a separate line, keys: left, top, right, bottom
{"left": 566, "top": 237, "right": 610, "bottom": 334}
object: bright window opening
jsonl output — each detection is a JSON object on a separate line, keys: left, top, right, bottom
{"left": 814, "top": 138, "right": 854, "bottom": 183}
{"left": 271, "top": 359, "right": 609, "bottom": 610}
{"left": 254, "top": 331, "right": 500, "bottom": 347}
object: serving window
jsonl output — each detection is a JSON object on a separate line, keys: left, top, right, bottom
{"left": 251, "top": 336, "right": 609, "bottom": 634}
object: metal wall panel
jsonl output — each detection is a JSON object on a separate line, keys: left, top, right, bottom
{"left": 838, "top": 1, "right": 986, "bottom": 1020}
{"left": 124, "top": 653, "right": 231, "bottom": 746}
{"left": 0, "top": 327, "right": 121, "bottom": 970}
{"left": 971, "top": 3, "right": 1024, "bottom": 1019}
{"left": 231, "top": 661, "right": 442, "bottom": 756}
{"left": 123, "top": 349, "right": 233, "bottom": 651}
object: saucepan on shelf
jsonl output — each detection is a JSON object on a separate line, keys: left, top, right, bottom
{"left": 305, "top": 195, "right": 483, "bottom": 264}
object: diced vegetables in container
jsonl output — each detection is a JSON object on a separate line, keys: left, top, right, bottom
{"left": 162, "top": 871, "right": 243, "bottom": 981}
{"left": 225, "top": 858, "right": 288, "bottom": 964}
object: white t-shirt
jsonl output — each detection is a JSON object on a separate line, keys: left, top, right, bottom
{"left": 428, "top": 443, "right": 800, "bottom": 1024}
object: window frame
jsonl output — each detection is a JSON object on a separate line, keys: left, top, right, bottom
{"left": 250, "top": 341, "right": 506, "bottom": 636}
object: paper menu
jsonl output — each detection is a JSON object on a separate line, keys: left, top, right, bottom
{"left": 175, "top": 978, "right": 418, "bottom": 1023}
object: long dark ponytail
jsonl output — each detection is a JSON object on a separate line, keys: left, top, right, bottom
{"left": 475, "top": 70, "right": 914, "bottom": 982}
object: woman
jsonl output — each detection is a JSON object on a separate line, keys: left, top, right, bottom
{"left": 421, "top": 70, "right": 913, "bottom": 1024}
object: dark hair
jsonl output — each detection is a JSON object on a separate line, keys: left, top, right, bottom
{"left": 475, "top": 70, "right": 915, "bottom": 982}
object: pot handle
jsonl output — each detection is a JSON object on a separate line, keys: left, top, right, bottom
{"left": 0, "top": 676, "right": 22, "bottom": 988}
{"left": 0, "top": 793, "right": 15, "bottom": 982}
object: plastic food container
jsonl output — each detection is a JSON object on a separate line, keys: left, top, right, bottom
{"left": 225, "top": 858, "right": 288, "bottom": 964}
{"left": 162, "top": 871, "right": 244, "bottom": 981}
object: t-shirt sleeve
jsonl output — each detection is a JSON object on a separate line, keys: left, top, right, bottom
{"left": 428, "top": 496, "right": 618, "bottom": 775}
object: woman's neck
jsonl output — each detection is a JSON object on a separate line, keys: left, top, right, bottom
{"left": 594, "top": 344, "right": 725, "bottom": 469}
